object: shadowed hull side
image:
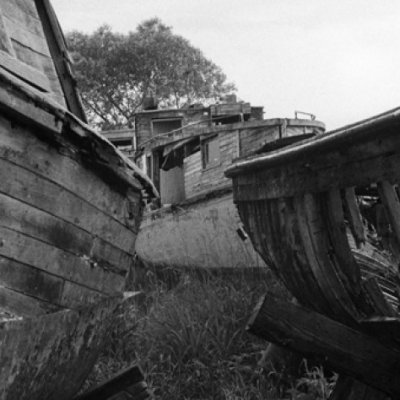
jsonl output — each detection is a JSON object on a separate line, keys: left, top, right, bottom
{"left": 0, "top": 112, "right": 142, "bottom": 317}
{"left": 136, "top": 192, "right": 267, "bottom": 271}
{"left": 0, "top": 53, "right": 154, "bottom": 399}
{"left": 0, "top": 296, "right": 127, "bottom": 400}
{"left": 226, "top": 107, "right": 400, "bottom": 398}
{"left": 0, "top": 1, "right": 156, "bottom": 397}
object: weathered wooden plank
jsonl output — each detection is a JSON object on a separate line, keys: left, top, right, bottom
{"left": 247, "top": 294, "right": 400, "bottom": 397}
{"left": 0, "top": 115, "right": 139, "bottom": 228}
{"left": 34, "top": 0, "right": 86, "bottom": 118}
{"left": 0, "top": 285, "right": 60, "bottom": 317}
{"left": 1, "top": 0, "right": 44, "bottom": 38}
{"left": 0, "top": 14, "right": 14, "bottom": 55}
{"left": 0, "top": 226, "right": 125, "bottom": 294}
{"left": 324, "top": 189, "right": 362, "bottom": 292}
{"left": 293, "top": 194, "right": 360, "bottom": 321}
{"left": 0, "top": 254, "right": 108, "bottom": 310}
{"left": 267, "top": 199, "right": 314, "bottom": 304}
{"left": 378, "top": 180, "right": 400, "bottom": 249}
{"left": 0, "top": 296, "right": 123, "bottom": 400}
{"left": 74, "top": 365, "right": 150, "bottom": 400}
{"left": 2, "top": 0, "right": 38, "bottom": 20}
{"left": 0, "top": 156, "right": 137, "bottom": 254}
{"left": 230, "top": 125, "right": 400, "bottom": 201}
{"left": 0, "top": 255, "right": 65, "bottom": 304}
{"left": 0, "top": 193, "right": 133, "bottom": 275}
{"left": 0, "top": 50, "right": 52, "bottom": 92}
{"left": 343, "top": 187, "right": 365, "bottom": 247}
{"left": 61, "top": 281, "right": 105, "bottom": 309}
{"left": 3, "top": 15, "right": 49, "bottom": 56}
{"left": 277, "top": 197, "right": 334, "bottom": 312}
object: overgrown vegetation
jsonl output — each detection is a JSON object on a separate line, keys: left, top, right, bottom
{"left": 84, "top": 267, "right": 336, "bottom": 399}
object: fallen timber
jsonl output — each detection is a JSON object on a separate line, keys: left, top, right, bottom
{"left": 225, "top": 106, "right": 400, "bottom": 398}
{"left": 0, "top": 1, "right": 156, "bottom": 398}
{"left": 74, "top": 364, "right": 152, "bottom": 400}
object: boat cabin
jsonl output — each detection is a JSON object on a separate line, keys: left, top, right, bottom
{"left": 103, "top": 97, "right": 325, "bottom": 206}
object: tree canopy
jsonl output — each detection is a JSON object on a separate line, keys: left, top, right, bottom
{"left": 66, "top": 19, "right": 236, "bottom": 129}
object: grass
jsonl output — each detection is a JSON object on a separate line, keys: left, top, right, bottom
{"left": 83, "top": 266, "right": 336, "bottom": 399}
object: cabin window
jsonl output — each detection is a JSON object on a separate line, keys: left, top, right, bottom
{"left": 202, "top": 136, "right": 220, "bottom": 168}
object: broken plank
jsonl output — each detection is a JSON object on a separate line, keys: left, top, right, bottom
{"left": 247, "top": 294, "right": 400, "bottom": 397}
{"left": 74, "top": 365, "right": 151, "bottom": 400}
{"left": 343, "top": 187, "right": 365, "bottom": 247}
{"left": 378, "top": 180, "right": 400, "bottom": 248}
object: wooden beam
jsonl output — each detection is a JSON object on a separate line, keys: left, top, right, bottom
{"left": 343, "top": 187, "right": 365, "bottom": 247}
{"left": 247, "top": 294, "right": 400, "bottom": 397}
{"left": 74, "top": 365, "right": 151, "bottom": 400}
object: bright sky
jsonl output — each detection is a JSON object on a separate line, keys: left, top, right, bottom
{"left": 52, "top": 0, "right": 400, "bottom": 130}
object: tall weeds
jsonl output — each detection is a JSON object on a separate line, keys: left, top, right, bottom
{"left": 84, "top": 267, "right": 336, "bottom": 399}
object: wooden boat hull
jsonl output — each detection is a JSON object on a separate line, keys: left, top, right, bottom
{"left": 0, "top": 296, "right": 127, "bottom": 400}
{"left": 0, "top": 1, "right": 156, "bottom": 396}
{"left": 0, "top": 108, "right": 144, "bottom": 316}
{"left": 0, "top": 30, "right": 155, "bottom": 397}
{"left": 135, "top": 117, "right": 325, "bottom": 273}
{"left": 136, "top": 191, "right": 266, "bottom": 271}
{"left": 226, "top": 107, "right": 400, "bottom": 397}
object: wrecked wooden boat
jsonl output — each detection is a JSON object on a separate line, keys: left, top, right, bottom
{"left": 0, "top": 1, "right": 156, "bottom": 399}
{"left": 225, "top": 106, "right": 400, "bottom": 398}
{"left": 104, "top": 100, "right": 325, "bottom": 272}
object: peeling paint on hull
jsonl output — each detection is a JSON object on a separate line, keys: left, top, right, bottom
{"left": 136, "top": 192, "right": 267, "bottom": 270}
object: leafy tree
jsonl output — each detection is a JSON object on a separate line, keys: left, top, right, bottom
{"left": 67, "top": 19, "right": 236, "bottom": 129}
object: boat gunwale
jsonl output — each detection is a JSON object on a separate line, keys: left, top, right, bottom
{"left": 0, "top": 67, "right": 158, "bottom": 198}
{"left": 225, "top": 107, "right": 400, "bottom": 178}
{"left": 145, "top": 117, "right": 326, "bottom": 151}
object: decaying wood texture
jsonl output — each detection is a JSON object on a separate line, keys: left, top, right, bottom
{"left": 247, "top": 295, "right": 400, "bottom": 397}
{"left": 0, "top": 53, "right": 156, "bottom": 316}
{"left": 343, "top": 188, "right": 365, "bottom": 247}
{"left": 0, "top": 296, "right": 125, "bottom": 400}
{"left": 34, "top": 0, "right": 87, "bottom": 120}
{"left": 75, "top": 365, "right": 152, "bottom": 400}
{"left": 0, "top": 0, "right": 66, "bottom": 104}
{"left": 226, "top": 106, "right": 400, "bottom": 398}
{"left": 0, "top": 1, "right": 157, "bottom": 398}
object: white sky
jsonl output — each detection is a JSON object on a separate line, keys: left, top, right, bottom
{"left": 52, "top": 0, "right": 400, "bottom": 130}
